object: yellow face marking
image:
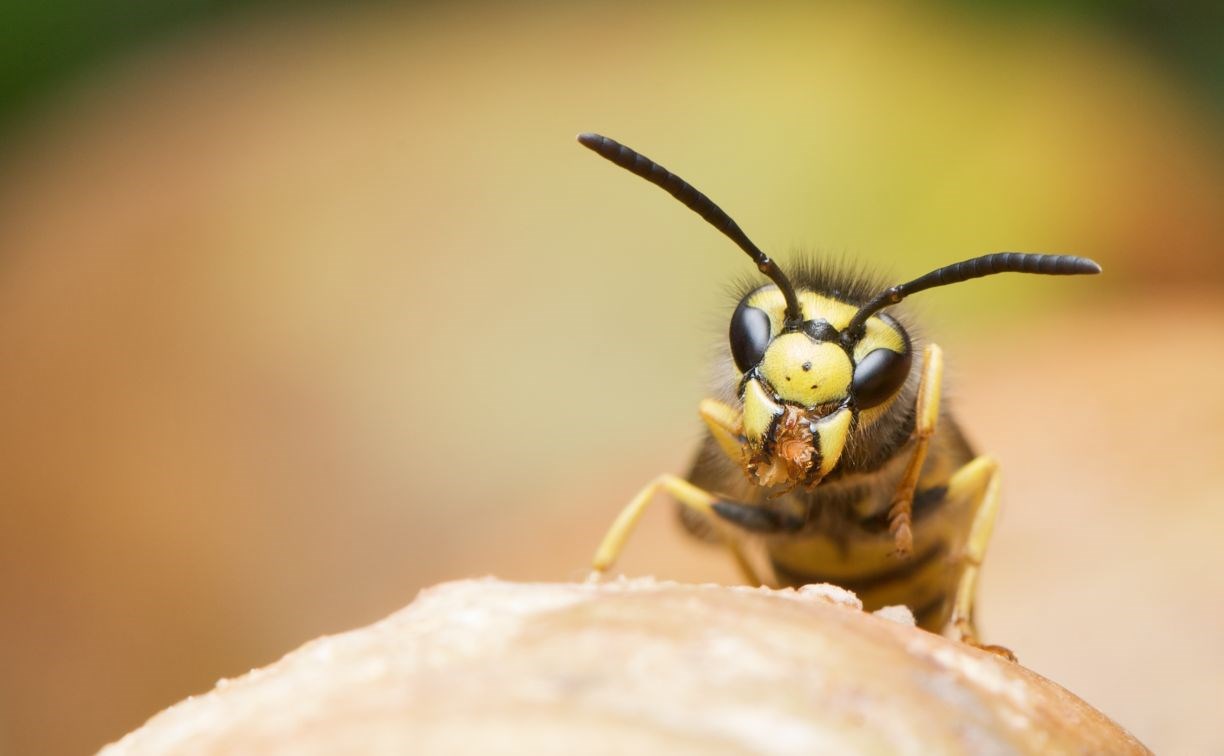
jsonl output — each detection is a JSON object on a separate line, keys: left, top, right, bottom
{"left": 759, "top": 334, "right": 852, "bottom": 407}
{"left": 747, "top": 288, "right": 860, "bottom": 334}
{"left": 812, "top": 406, "right": 853, "bottom": 477}
{"left": 741, "top": 378, "right": 783, "bottom": 445}
{"left": 851, "top": 318, "right": 906, "bottom": 362}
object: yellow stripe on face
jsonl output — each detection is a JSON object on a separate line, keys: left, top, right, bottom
{"left": 741, "top": 378, "right": 784, "bottom": 445}
{"left": 746, "top": 289, "right": 860, "bottom": 336}
{"left": 813, "top": 406, "right": 853, "bottom": 477}
{"left": 852, "top": 316, "right": 906, "bottom": 363}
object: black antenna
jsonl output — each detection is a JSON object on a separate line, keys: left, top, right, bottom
{"left": 577, "top": 133, "right": 803, "bottom": 325}
{"left": 842, "top": 253, "right": 1102, "bottom": 342}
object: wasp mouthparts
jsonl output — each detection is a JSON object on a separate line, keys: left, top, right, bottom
{"left": 745, "top": 405, "right": 818, "bottom": 488}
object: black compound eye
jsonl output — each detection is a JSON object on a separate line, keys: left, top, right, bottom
{"left": 852, "top": 348, "right": 912, "bottom": 409}
{"left": 729, "top": 299, "right": 772, "bottom": 372}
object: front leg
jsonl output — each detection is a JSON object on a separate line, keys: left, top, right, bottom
{"left": 590, "top": 473, "right": 764, "bottom": 585}
{"left": 698, "top": 398, "right": 747, "bottom": 463}
{"left": 888, "top": 343, "right": 943, "bottom": 557}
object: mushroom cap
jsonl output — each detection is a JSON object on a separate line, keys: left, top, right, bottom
{"left": 101, "top": 578, "right": 1150, "bottom": 755}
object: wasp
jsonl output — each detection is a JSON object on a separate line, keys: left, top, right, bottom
{"left": 578, "top": 133, "right": 1100, "bottom": 655}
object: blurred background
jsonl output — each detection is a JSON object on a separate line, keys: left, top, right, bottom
{"left": 1, "top": 1, "right": 1221, "bottom": 753}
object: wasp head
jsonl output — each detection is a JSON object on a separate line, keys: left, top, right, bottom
{"left": 730, "top": 285, "right": 912, "bottom": 489}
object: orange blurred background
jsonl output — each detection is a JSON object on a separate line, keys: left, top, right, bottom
{"left": 1, "top": 2, "right": 1221, "bottom": 753}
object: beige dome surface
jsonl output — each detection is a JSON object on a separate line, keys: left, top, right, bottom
{"left": 101, "top": 578, "right": 1148, "bottom": 755}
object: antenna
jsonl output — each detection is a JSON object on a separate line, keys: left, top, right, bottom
{"left": 841, "top": 253, "right": 1102, "bottom": 341}
{"left": 578, "top": 133, "right": 803, "bottom": 325}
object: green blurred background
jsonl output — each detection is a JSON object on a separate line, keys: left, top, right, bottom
{"left": 1, "top": 1, "right": 1221, "bottom": 753}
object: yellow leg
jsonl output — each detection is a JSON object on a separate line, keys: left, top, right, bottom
{"left": 945, "top": 454, "right": 1015, "bottom": 660}
{"left": 590, "top": 473, "right": 762, "bottom": 585}
{"left": 699, "top": 398, "right": 745, "bottom": 463}
{"left": 888, "top": 344, "right": 944, "bottom": 557}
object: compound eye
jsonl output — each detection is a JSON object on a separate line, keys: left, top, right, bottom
{"left": 729, "top": 299, "right": 772, "bottom": 372}
{"left": 852, "top": 348, "right": 912, "bottom": 410}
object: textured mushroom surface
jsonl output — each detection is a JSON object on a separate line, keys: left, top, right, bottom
{"left": 101, "top": 578, "right": 1149, "bottom": 755}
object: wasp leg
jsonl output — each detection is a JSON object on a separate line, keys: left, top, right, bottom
{"left": 888, "top": 343, "right": 944, "bottom": 557}
{"left": 945, "top": 455, "right": 1016, "bottom": 661}
{"left": 698, "top": 398, "right": 745, "bottom": 463}
{"left": 590, "top": 474, "right": 763, "bottom": 586}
